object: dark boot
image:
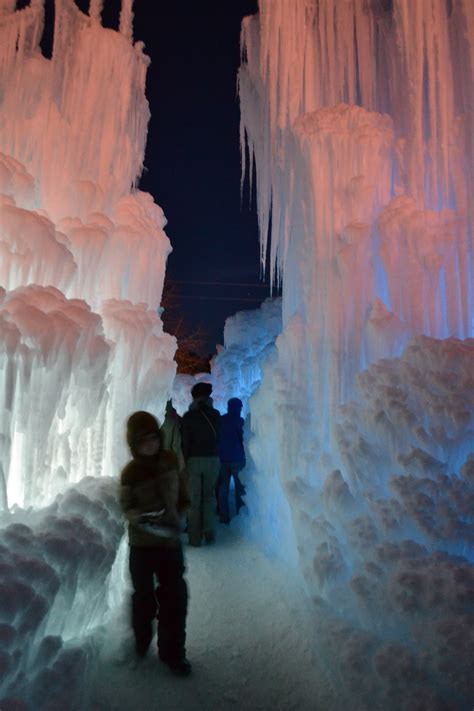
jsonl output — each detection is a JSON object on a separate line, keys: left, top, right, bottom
{"left": 168, "top": 657, "right": 192, "bottom": 676}
{"left": 160, "top": 654, "right": 192, "bottom": 676}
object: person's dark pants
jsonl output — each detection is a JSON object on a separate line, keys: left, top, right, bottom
{"left": 187, "top": 456, "right": 220, "bottom": 545}
{"left": 129, "top": 544, "right": 188, "bottom": 661}
{"left": 217, "top": 461, "right": 245, "bottom": 523}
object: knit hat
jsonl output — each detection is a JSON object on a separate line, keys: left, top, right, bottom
{"left": 191, "top": 382, "right": 213, "bottom": 399}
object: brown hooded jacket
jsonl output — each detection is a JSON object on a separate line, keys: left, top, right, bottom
{"left": 119, "top": 411, "right": 190, "bottom": 547}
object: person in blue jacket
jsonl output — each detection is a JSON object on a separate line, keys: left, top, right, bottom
{"left": 217, "top": 398, "right": 246, "bottom": 524}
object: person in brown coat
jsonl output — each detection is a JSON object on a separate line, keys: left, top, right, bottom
{"left": 119, "top": 410, "right": 191, "bottom": 676}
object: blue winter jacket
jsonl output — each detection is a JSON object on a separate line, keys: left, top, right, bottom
{"left": 218, "top": 398, "right": 245, "bottom": 463}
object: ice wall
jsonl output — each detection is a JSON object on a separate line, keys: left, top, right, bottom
{"left": 1, "top": 1, "right": 176, "bottom": 706}
{"left": 0, "top": 0, "right": 176, "bottom": 510}
{"left": 239, "top": 1, "right": 474, "bottom": 707}
{"left": 241, "top": 1, "right": 473, "bottom": 438}
{"left": 170, "top": 298, "right": 282, "bottom": 420}
{"left": 210, "top": 297, "right": 282, "bottom": 414}
{"left": 208, "top": 298, "right": 295, "bottom": 557}
{"left": 0, "top": 476, "right": 123, "bottom": 710}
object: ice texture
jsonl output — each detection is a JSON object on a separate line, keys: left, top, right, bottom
{"left": 1, "top": 3, "right": 175, "bottom": 705}
{"left": 171, "top": 299, "right": 281, "bottom": 419}
{"left": 0, "top": 1, "right": 176, "bottom": 510}
{"left": 235, "top": 1, "right": 474, "bottom": 707}
{"left": 0, "top": 477, "right": 123, "bottom": 710}
{"left": 210, "top": 297, "right": 282, "bottom": 415}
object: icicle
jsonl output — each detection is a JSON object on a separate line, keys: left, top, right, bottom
{"left": 88, "top": 0, "right": 103, "bottom": 23}
{"left": 235, "top": 4, "right": 474, "bottom": 707}
{"left": 119, "top": 0, "right": 133, "bottom": 43}
{"left": 239, "top": 0, "right": 472, "bottom": 341}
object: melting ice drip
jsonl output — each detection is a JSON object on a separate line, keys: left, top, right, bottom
{"left": 236, "top": 1, "right": 474, "bottom": 708}
{"left": 0, "top": 0, "right": 176, "bottom": 510}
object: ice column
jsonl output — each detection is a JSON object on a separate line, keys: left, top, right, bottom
{"left": 238, "top": 2, "right": 474, "bottom": 706}
{"left": 240, "top": 0, "right": 473, "bottom": 348}
{"left": 0, "top": 1, "right": 176, "bottom": 508}
{"left": 239, "top": 0, "right": 473, "bottom": 463}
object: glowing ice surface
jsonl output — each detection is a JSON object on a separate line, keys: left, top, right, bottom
{"left": 229, "top": 1, "right": 474, "bottom": 707}
{"left": 0, "top": 1, "right": 176, "bottom": 510}
{"left": 0, "top": 3, "right": 175, "bottom": 705}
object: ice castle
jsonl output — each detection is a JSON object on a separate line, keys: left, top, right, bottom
{"left": 0, "top": 1, "right": 473, "bottom": 709}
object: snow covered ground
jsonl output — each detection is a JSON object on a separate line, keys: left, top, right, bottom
{"left": 91, "top": 522, "right": 333, "bottom": 711}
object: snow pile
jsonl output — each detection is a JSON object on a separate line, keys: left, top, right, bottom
{"left": 0, "top": 476, "right": 123, "bottom": 711}
{"left": 0, "top": 1, "right": 176, "bottom": 509}
{"left": 205, "top": 298, "right": 284, "bottom": 552}
{"left": 238, "top": 1, "right": 474, "bottom": 706}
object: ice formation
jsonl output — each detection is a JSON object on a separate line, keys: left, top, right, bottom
{"left": 232, "top": 1, "right": 474, "bottom": 707}
{"left": 0, "top": 2, "right": 175, "bottom": 706}
{"left": 170, "top": 299, "right": 281, "bottom": 419}
{"left": 0, "top": 0, "right": 176, "bottom": 511}
{"left": 0, "top": 477, "right": 123, "bottom": 709}
{"left": 210, "top": 297, "right": 282, "bottom": 415}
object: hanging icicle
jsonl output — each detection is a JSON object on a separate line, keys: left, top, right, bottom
{"left": 119, "top": 0, "right": 133, "bottom": 43}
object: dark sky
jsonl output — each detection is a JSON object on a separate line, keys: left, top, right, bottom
{"left": 114, "top": 0, "right": 267, "bottom": 353}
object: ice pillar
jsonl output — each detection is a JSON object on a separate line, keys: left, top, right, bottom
{"left": 238, "top": 3, "right": 474, "bottom": 705}
{"left": 0, "top": 1, "right": 176, "bottom": 508}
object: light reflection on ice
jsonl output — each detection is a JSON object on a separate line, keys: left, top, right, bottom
{"left": 225, "top": 1, "right": 474, "bottom": 707}
{"left": 0, "top": 2, "right": 175, "bottom": 707}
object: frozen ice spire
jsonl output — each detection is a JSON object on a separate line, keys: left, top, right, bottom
{"left": 234, "top": 7, "right": 474, "bottom": 707}
{"left": 240, "top": 0, "right": 473, "bottom": 364}
{"left": 119, "top": 0, "right": 134, "bottom": 43}
{"left": 0, "top": 0, "right": 149, "bottom": 221}
{"left": 88, "top": 0, "right": 104, "bottom": 23}
{"left": 0, "top": 0, "right": 175, "bottom": 508}
{"left": 0, "top": 0, "right": 43, "bottom": 77}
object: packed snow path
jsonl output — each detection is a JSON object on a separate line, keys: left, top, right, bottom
{"left": 91, "top": 524, "right": 332, "bottom": 710}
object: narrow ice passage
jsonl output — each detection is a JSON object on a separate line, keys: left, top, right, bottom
{"left": 91, "top": 526, "right": 332, "bottom": 711}
{"left": 2, "top": 2, "right": 473, "bottom": 708}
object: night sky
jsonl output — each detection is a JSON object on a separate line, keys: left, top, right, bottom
{"left": 110, "top": 0, "right": 267, "bottom": 354}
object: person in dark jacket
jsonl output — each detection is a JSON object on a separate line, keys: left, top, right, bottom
{"left": 217, "top": 398, "right": 246, "bottom": 524}
{"left": 119, "top": 411, "right": 191, "bottom": 676}
{"left": 160, "top": 399, "right": 185, "bottom": 473}
{"left": 180, "top": 382, "right": 221, "bottom": 546}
